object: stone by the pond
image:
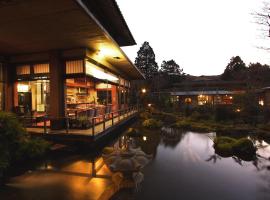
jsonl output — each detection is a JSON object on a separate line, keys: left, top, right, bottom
{"left": 214, "top": 137, "right": 256, "bottom": 159}
{"left": 103, "top": 147, "right": 152, "bottom": 175}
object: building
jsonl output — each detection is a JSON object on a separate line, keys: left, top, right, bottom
{"left": 166, "top": 75, "right": 270, "bottom": 109}
{"left": 0, "top": 0, "right": 143, "bottom": 130}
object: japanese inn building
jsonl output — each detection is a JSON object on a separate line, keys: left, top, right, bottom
{"left": 0, "top": 0, "right": 144, "bottom": 130}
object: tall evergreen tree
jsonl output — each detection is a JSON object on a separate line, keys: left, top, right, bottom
{"left": 134, "top": 42, "right": 158, "bottom": 79}
{"left": 160, "top": 59, "right": 183, "bottom": 75}
{"left": 221, "top": 56, "right": 247, "bottom": 80}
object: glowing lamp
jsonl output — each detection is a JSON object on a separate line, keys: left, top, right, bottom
{"left": 85, "top": 61, "right": 118, "bottom": 82}
{"left": 142, "top": 88, "right": 146, "bottom": 93}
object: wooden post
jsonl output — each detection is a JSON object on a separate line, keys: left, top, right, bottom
{"left": 49, "top": 51, "right": 65, "bottom": 130}
{"left": 92, "top": 118, "right": 95, "bottom": 136}
{"left": 103, "top": 114, "right": 105, "bottom": 131}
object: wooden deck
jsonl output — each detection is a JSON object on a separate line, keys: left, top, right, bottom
{"left": 27, "top": 109, "right": 138, "bottom": 143}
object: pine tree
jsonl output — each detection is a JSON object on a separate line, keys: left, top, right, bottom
{"left": 160, "top": 59, "right": 183, "bottom": 75}
{"left": 221, "top": 56, "right": 247, "bottom": 80}
{"left": 134, "top": 42, "right": 158, "bottom": 79}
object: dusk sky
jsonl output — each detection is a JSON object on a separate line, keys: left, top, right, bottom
{"left": 117, "top": 0, "right": 270, "bottom": 76}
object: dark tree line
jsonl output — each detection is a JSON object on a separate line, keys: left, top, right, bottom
{"left": 135, "top": 41, "right": 184, "bottom": 80}
{"left": 221, "top": 55, "right": 270, "bottom": 87}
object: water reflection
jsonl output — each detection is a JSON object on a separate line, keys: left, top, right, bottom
{"left": 1, "top": 126, "right": 270, "bottom": 200}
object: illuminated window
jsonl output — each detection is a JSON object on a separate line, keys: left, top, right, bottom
{"left": 259, "top": 99, "right": 264, "bottom": 106}
{"left": 16, "top": 80, "right": 50, "bottom": 114}
{"left": 33, "top": 63, "right": 49, "bottom": 74}
{"left": 66, "top": 60, "right": 84, "bottom": 74}
{"left": 184, "top": 98, "right": 192, "bottom": 104}
{"left": 16, "top": 65, "right": 30, "bottom": 75}
{"left": 198, "top": 95, "right": 212, "bottom": 105}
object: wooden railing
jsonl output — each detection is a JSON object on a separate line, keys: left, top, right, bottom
{"left": 38, "top": 105, "right": 139, "bottom": 136}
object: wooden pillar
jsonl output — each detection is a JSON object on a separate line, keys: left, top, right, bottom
{"left": 3, "top": 62, "right": 14, "bottom": 112}
{"left": 49, "top": 51, "right": 65, "bottom": 130}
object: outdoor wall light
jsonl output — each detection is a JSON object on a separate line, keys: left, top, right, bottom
{"left": 143, "top": 136, "right": 147, "bottom": 141}
{"left": 142, "top": 88, "right": 146, "bottom": 93}
{"left": 236, "top": 108, "right": 241, "bottom": 113}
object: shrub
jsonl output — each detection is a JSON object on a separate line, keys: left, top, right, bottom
{"left": 17, "top": 138, "right": 50, "bottom": 160}
{"left": 215, "top": 105, "right": 235, "bottom": 122}
{"left": 152, "top": 112, "right": 178, "bottom": 124}
{"left": 213, "top": 137, "right": 236, "bottom": 157}
{"left": 142, "top": 118, "right": 163, "bottom": 129}
{"left": 174, "top": 120, "right": 192, "bottom": 129}
{"left": 214, "top": 136, "right": 256, "bottom": 159}
{"left": 140, "top": 111, "right": 151, "bottom": 119}
{"left": 233, "top": 138, "right": 256, "bottom": 156}
{"left": 0, "top": 112, "right": 49, "bottom": 178}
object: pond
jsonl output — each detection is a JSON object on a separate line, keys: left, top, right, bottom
{"left": 0, "top": 124, "right": 270, "bottom": 200}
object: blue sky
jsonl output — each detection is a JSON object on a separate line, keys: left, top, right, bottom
{"left": 117, "top": 0, "right": 270, "bottom": 75}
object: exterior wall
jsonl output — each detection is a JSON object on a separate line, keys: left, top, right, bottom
{"left": 265, "top": 90, "right": 270, "bottom": 108}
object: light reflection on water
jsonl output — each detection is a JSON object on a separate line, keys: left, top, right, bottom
{"left": 0, "top": 127, "right": 270, "bottom": 200}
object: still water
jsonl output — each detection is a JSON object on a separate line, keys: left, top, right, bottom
{"left": 0, "top": 125, "right": 270, "bottom": 200}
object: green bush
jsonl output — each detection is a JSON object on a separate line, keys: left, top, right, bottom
{"left": 140, "top": 111, "right": 152, "bottom": 119}
{"left": 233, "top": 138, "right": 256, "bottom": 155}
{"left": 193, "top": 104, "right": 214, "bottom": 120}
{"left": 215, "top": 105, "right": 235, "bottom": 122}
{"left": 17, "top": 138, "right": 50, "bottom": 160}
{"left": 214, "top": 137, "right": 256, "bottom": 158}
{"left": 142, "top": 118, "right": 163, "bottom": 129}
{"left": 152, "top": 112, "right": 178, "bottom": 124}
{"left": 174, "top": 120, "right": 192, "bottom": 129}
{"left": 214, "top": 137, "right": 236, "bottom": 157}
{"left": 0, "top": 112, "right": 49, "bottom": 177}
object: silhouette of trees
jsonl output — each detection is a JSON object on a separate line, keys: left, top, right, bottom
{"left": 135, "top": 41, "right": 158, "bottom": 79}
{"left": 160, "top": 59, "right": 183, "bottom": 75}
{"left": 221, "top": 56, "right": 247, "bottom": 80}
{"left": 248, "top": 62, "right": 270, "bottom": 86}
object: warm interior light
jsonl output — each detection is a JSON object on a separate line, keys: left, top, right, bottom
{"left": 148, "top": 103, "right": 152, "bottom": 107}
{"left": 259, "top": 100, "right": 264, "bottom": 106}
{"left": 85, "top": 61, "right": 118, "bottom": 82}
{"left": 143, "top": 136, "right": 147, "bottom": 141}
{"left": 17, "top": 84, "right": 29, "bottom": 92}
{"left": 142, "top": 88, "right": 146, "bottom": 93}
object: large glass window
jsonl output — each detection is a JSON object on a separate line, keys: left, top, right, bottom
{"left": 15, "top": 80, "right": 50, "bottom": 115}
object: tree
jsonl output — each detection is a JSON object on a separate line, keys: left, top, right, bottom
{"left": 253, "top": 1, "right": 270, "bottom": 50}
{"left": 160, "top": 59, "right": 183, "bottom": 75}
{"left": 221, "top": 56, "right": 247, "bottom": 80}
{"left": 248, "top": 62, "right": 270, "bottom": 86}
{"left": 134, "top": 42, "right": 158, "bottom": 79}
